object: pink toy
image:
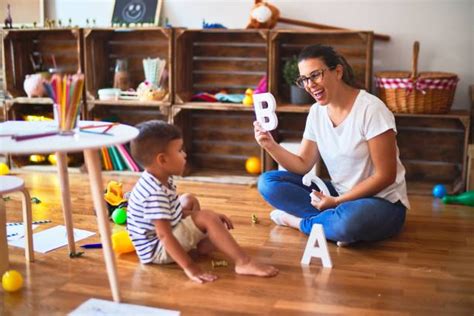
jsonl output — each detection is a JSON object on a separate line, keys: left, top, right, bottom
{"left": 254, "top": 76, "right": 268, "bottom": 94}
{"left": 23, "top": 74, "right": 45, "bottom": 98}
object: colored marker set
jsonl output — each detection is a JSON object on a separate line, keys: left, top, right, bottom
{"left": 43, "top": 73, "right": 85, "bottom": 134}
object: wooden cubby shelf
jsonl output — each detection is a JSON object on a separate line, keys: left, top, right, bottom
{"left": 1, "top": 27, "right": 469, "bottom": 193}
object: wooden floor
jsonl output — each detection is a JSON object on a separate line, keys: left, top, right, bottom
{"left": 1, "top": 171, "right": 474, "bottom": 315}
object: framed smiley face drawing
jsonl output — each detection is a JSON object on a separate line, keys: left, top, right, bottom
{"left": 111, "top": 0, "right": 163, "bottom": 26}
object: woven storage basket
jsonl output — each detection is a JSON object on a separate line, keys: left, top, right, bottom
{"left": 375, "top": 42, "right": 458, "bottom": 114}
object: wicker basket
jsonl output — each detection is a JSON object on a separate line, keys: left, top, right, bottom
{"left": 375, "top": 42, "right": 458, "bottom": 114}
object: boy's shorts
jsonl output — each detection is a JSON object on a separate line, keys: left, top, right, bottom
{"left": 152, "top": 215, "right": 206, "bottom": 264}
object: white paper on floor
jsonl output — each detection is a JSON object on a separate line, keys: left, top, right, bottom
{"left": 7, "top": 224, "right": 39, "bottom": 241}
{"left": 8, "top": 225, "right": 95, "bottom": 253}
{"left": 69, "top": 298, "right": 180, "bottom": 316}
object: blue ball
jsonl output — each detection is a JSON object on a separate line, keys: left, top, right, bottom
{"left": 432, "top": 184, "right": 447, "bottom": 198}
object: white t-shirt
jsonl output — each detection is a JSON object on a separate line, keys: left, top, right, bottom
{"left": 303, "top": 90, "right": 410, "bottom": 209}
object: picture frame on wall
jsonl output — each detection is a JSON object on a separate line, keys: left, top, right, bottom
{"left": 111, "top": 0, "right": 163, "bottom": 26}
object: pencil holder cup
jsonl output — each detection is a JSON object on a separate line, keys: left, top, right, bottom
{"left": 53, "top": 103, "right": 80, "bottom": 135}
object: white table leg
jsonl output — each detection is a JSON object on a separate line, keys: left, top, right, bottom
{"left": 0, "top": 195, "right": 9, "bottom": 275}
{"left": 55, "top": 152, "right": 76, "bottom": 254}
{"left": 83, "top": 149, "right": 121, "bottom": 302}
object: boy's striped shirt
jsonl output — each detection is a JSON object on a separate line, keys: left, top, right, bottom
{"left": 127, "top": 171, "right": 182, "bottom": 263}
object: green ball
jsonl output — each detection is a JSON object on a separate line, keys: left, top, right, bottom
{"left": 111, "top": 207, "right": 127, "bottom": 225}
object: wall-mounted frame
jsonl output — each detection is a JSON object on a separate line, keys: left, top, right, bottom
{"left": 111, "top": 0, "right": 163, "bottom": 26}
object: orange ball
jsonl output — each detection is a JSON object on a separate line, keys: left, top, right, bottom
{"left": 245, "top": 156, "right": 261, "bottom": 175}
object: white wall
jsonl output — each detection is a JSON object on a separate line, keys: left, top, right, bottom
{"left": 46, "top": 0, "right": 473, "bottom": 109}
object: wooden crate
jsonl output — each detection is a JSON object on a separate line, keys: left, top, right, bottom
{"left": 174, "top": 29, "right": 269, "bottom": 105}
{"left": 83, "top": 27, "right": 173, "bottom": 117}
{"left": 269, "top": 30, "right": 374, "bottom": 106}
{"left": 394, "top": 111, "right": 469, "bottom": 194}
{"left": 172, "top": 106, "right": 260, "bottom": 177}
{"left": 2, "top": 28, "right": 83, "bottom": 98}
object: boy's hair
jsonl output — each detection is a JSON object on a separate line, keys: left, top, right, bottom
{"left": 131, "top": 120, "right": 182, "bottom": 167}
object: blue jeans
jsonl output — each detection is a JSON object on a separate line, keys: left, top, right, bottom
{"left": 258, "top": 170, "right": 406, "bottom": 243}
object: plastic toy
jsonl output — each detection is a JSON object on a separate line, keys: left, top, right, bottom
{"left": 245, "top": 156, "right": 261, "bottom": 175}
{"left": 202, "top": 19, "right": 227, "bottom": 29}
{"left": 4, "top": 4, "right": 12, "bottom": 29}
{"left": 0, "top": 162, "right": 10, "bottom": 175}
{"left": 251, "top": 214, "right": 258, "bottom": 224}
{"left": 211, "top": 260, "right": 228, "bottom": 268}
{"left": 111, "top": 207, "right": 127, "bottom": 225}
{"left": 111, "top": 230, "right": 135, "bottom": 254}
{"left": 247, "top": 1, "right": 279, "bottom": 29}
{"left": 242, "top": 88, "right": 254, "bottom": 106}
{"left": 104, "top": 181, "right": 128, "bottom": 216}
{"left": 432, "top": 184, "right": 447, "bottom": 198}
{"left": 442, "top": 191, "right": 474, "bottom": 207}
{"left": 2, "top": 270, "right": 23, "bottom": 292}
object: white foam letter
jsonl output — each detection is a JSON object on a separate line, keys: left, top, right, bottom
{"left": 253, "top": 93, "right": 278, "bottom": 131}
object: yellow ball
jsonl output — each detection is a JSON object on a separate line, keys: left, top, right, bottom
{"left": 47, "top": 154, "right": 57, "bottom": 165}
{"left": 2, "top": 270, "right": 23, "bottom": 292}
{"left": 0, "top": 162, "right": 10, "bottom": 175}
{"left": 245, "top": 156, "right": 261, "bottom": 175}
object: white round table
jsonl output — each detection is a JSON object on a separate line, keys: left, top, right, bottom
{"left": 0, "top": 120, "right": 139, "bottom": 302}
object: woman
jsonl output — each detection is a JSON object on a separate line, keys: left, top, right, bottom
{"left": 254, "top": 44, "right": 409, "bottom": 246}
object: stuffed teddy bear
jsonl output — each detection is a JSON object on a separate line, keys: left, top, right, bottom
{"left": 246, "top": 0, "right": 280, "bottom": 29}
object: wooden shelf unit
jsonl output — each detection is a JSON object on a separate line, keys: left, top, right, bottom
{"left": 83, "top": 27, "right": 173, "bottom": 112}
{"left": 174, "top": 29, "right": 269, "bottom": 105}
{"left": 171, "top": 105, "right": 260, "bottom": 177}
{"left": 2, "top": 28, "right": 83, "bottom": 98}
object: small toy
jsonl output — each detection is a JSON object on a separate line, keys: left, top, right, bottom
{"left": 245, "top": 156, "right": 261, "bottom": 175}
{"left": 2, "top": 270, "right": 23, "bottom": 292}
{"left": 202, "top": 19, "right": 227, "bottom": 29}
{"left": 247, "top": 1, "right": 279, "bottom": 29}
{"left": 104, "top": 181, "right": 128, "bottom": 216}
{"left": 0, "top": 162, "right": 10, "bottom": 175}
{"left": 442, "top": 190, "right": 474, "bottom": 207}
{"left": 251, "top": 214, "right": 258, "bottom": 224}
{"left": 111, "top": 230, "right": 135, "bottom": 254}
{"left": 31, "top": 197, "right": 41, "bottom": 204}
{"left": 242, "top": 88, "right": 254, "bottom": 106}
{"left": 211, "top": 260, "right": 228, "bottom": 268}
{"left": 432, "top": 184, "right": 447, "bottom": 199}
{"left": 4, "top": 4, "right": 13, "bottom": 29}
{"left": 111, "top": 207, "right": 127, "bottom": 225}
{"left": 23, "top": 74, "right": 46, "bottom": 97}
{"left": 69, "top": 251, "right": 84, "bottom": 258}
{"left": 254, "top": 76, "right": 268, "bottom": 94}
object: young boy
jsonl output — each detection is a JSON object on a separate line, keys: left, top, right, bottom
{"left": 128, "top": 120, "right": 278, "bottom": 283}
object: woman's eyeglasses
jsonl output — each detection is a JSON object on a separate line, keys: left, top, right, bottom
{"left": 295, "top": 66, "right": 335, "bottom": 88}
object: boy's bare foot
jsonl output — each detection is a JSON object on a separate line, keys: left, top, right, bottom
{"left": 235, "top": 259, "right": 279, "bottom": 277}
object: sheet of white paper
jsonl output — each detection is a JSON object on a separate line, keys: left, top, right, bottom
{"left": 7, "top": 224, "right": 39, "bottom": 241}
{"left": 0, "top": 120, "right": 57, "bottom": 135}
{"left": 69, "top": 298, "right": 180, "bottom": 316}
{"left": 8, "top": 225, "right": 95, "bottom": 253}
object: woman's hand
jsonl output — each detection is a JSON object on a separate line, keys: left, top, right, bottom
{"left": 253, "top": 121, "right": 276, "bottom": 150}
{"left": 310, "top": 190, "right": 339, "bottom": 211}
{"left": 218, "top": 213, "right": 234, "bottom": 230}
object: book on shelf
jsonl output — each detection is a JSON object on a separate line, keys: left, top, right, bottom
{"left": 100, "top": 145, "right": 143, "bottom": 172}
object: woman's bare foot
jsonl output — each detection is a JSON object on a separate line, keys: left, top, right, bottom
{"left": 235, "top": 258, "right": 279, "bottom": 277}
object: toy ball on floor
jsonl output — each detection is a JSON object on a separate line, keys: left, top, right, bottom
{"left": 245, "top": 156, "right": 261, "bottom": 175}
{"left": 2, "top": 270, "right": 23, "bottom": 292}
{"left": 0, "top": 162, "right": 10, "bottom": 175}
{"left": 111, "top": 207, "right": 127, "bottom": 225}
{"left": 432, "top": 184, "right": 447, "bottom": 198}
